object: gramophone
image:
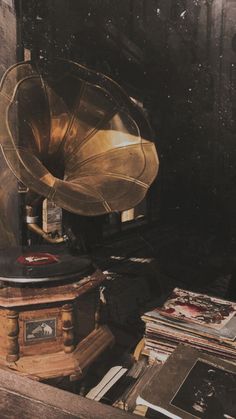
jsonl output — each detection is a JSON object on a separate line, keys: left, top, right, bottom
{"left": 0, "top": 59, "right": 158, "bottom": 380}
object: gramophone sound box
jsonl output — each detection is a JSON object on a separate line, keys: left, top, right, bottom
{"left": 0, "top": 59, "right": 158, "bottom": 380}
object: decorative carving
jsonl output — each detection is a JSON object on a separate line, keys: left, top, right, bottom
{"left": 62, "top": 304, "right": 75, "bottom": 353}
{"left": 6, "top": 310, "right": 19, "bottom": 362}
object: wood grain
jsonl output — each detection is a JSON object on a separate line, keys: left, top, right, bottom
{"left": 0, "top": 367, "right": 136, "bottom": 419}
{"left": 0, "top": 269, "right": 105, "bottom": 307}
{"left": 7, "top": 326, "right": 114, "bottom": 380}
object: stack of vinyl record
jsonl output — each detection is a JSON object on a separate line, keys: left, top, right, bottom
{"left": 142, "top": 288, "right": 236, "bottom": 364}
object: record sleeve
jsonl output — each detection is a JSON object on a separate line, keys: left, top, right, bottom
{"left": 156, "top": 288, "right": 236, "bottom": 330}
{"left": 137, "top": 344, "right": 236, "bottom": 419}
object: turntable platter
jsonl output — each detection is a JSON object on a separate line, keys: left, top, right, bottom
{"left": 0, "top": 246, "right": 94, "bottom": 284}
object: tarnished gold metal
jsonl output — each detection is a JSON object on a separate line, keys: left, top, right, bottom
{"left": 0, "top": 59, "right": 158, "bottom": 248}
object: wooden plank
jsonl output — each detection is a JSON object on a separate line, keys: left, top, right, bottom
{"left": 0, "top": 367, "right": 135, "bottom": 419}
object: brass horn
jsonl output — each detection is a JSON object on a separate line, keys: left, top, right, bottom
{"left": 0, "top": 59, "right": 158, "bottom": 247}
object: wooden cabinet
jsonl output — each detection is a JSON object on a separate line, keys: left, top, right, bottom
{"left": 0, "top": 270, "right": 114, "bottom": 380}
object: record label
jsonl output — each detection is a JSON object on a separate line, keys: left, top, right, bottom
{"left": 17, "top": 252, "right": 59, "bottom": 266}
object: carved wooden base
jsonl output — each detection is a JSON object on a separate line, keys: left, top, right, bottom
{"left": 0, "top": 269, "right": 114, "bottom": 380}
{"left": 6, "top": 326, "right": 114, "bottom": 381}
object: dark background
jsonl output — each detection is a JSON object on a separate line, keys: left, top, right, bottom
{"left": 16, "top": 0, "right": 236, "bottom": 240}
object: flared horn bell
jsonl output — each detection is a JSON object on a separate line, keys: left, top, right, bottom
{"left": 0, "top": 59, "right": 158, "bottom": 216}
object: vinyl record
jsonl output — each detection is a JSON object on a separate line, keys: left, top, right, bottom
{"left": 0, "top": 245, "right": 94, "bottom": 283}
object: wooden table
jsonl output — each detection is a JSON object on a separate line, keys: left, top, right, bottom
{"left": 0, "top": 367, "right": 137, "bottom": 418}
